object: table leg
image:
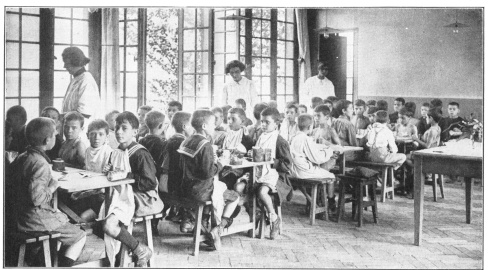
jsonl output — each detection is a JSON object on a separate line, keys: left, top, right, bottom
{"left": 465, "top": 177, "right": 474, "bottom": 224}
{"left": 413, "top": 155, "right": 424, "bottom": 246}
{"left": 104, "top": 187, "right": 111, "bottom": 215}
{"left": 52, "top": 190, "right": 58, "bottom": 209}
{"left": 340, "top": 154, "right": 346, "bottom": 175}
{"left": 251, "top": 167, "right": 256, "bottom": 238}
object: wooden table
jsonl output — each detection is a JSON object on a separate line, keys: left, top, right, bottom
{"left": 223, "top": 160, "right": 274, "bottom": 238}
{"left": 338, "top": 146, "right": 364, "bottom": 174}
{"left": 413, "top": 143, "right": 482, "bottom": 246}
{"left": 395, "top": 137, "right": 413, "bottom": 154}
{"left": 52, "top": 167, "right": 135, "bottom": 222}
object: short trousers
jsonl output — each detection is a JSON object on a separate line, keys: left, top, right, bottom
{"left": 53, "top": 222, "right": 86, "bottom": 245}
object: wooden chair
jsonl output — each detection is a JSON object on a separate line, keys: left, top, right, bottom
{"left": 13, "top": 230, "right": 61, "bottom": 267}
{"left": 346, "top": 161, "right": 399, "bottom": 202}
{"left": 337, "top": 174, "right": 378, "bottom": 227}
{"left": 289, "top": 177, "right": 332, "bottom": 225}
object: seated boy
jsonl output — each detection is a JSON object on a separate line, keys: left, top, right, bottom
{"left": 102, "top": 111, "right": 164, "bottom": 267}
{"left": 139, "top": 110, "right": 167, "bottom": 177}
{"left": 211, "top": 107, "right": 227, "bottom": 146}
{"left": 290, "top": 114, "right": 344, "bottom": 213}
{"left": 404, "top": 102, "right": 419, "bottom": 127}
{"left": 164, "top": 101, "right": 183, "bottom": 140}
{"left": 279, "top": 103, "right": 300, "bottom": 143}
{"left": 59, "top": 111, "right": 88, "bottom": 169}
{"left": 310, "top": 97, "right": 323, "bottom": 112}
{"left": 312, "top": 104, "right": 341, "bottom": 147}
{"left": 41, "top": 106, "right": 64, "bottom": 160}
{"left": 6, "top": 105, "right": 29, "bottom": 154}
{"left": 439, "top": 102, "right": 464, "bottom": 142}
{"left": 136, "top": 105, "right": 153, "bottom": 141}
{"left": 105, "top": 110, "right": 120, "bottom": 149}
{"left": 390, "top": 97, "right": 405, "bottom": 124}
{"left": 376, "top": 100, "right": 389, "bottom": 111}
{"left": 178, "top": 110, "right": 239, "bottom": 250}
{"left": 417, "top": 102, "right": 431, "bottom": 138}
{"left": 351, "top": 99, "right": 370, "bottom": 144}
{"left": 9, "top": 117, "right": 86, "bottom": 266}
{"left": 366, "top": 106, "right": 379, "bottom": 132}
{"left": 247, "top": 102, "right": 269, "bottom": 145}
{"left": 394, "top": 107, "right": 419, "bottom": 151}
{"left": 298, "top": 104, "right": 308, "bottom": 114}
{"left": 235, "top": 98, "right": 253, "bottom": 126}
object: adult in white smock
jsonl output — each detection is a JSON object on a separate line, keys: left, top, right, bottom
{"left": 301, "top": 61, "right": 336, "bottom": 107}
{"left": 221, "top": 60, "right": 258, "bottom": 120}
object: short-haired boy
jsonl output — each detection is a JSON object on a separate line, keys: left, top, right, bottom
{"left": 312, "top": 105, "right": 341, "bottom": 146}
{"left": 247, "top": 102, "right": 269, "bottom": 145}
{"left": 6, "top": 105, "right": 29, "bottom": 153}
{"left": 164, "top": 101, "right": 183, "bottom": 140}
{"left": 311, "top": 97, "right": 324, "bottom": 112}
{"left": 178, "top": 110, "right": 239, "bottom": 250}
{"left": 105, "top": 110, "right": 120, "bottom": 149}
{"left": 41, "top": 106, "right": 64, "bottom": 160}
{"left": 279, "top": 103, "right": 300, "bottom": 143}
{"left": 366, "top": 100, "right": 377, "bottom": 107}
{"left": 102, "top": 111, "right": 164, "bottom": 267}
{"left": 376, "top": 99, "right": 389, "bottom": 111}
{"left": 139, "top": 110, "right": 167, "bottom": 177}
{"left": 211, "top": 107, "right": 228, "bottom": 146}
{"left": 351, "top": 99, "right": 370, "bottom": 144}
{"left": 439, "top": 102, "right": 464, "bottom": 142}
{"left": 234, "top": 98, "right": 253, "bottom": 126}
{"left": 59, "top": 111, "right": 88, "bottom": 169}
{"left": 390, "top": 97, "right": 405, "bottom": 124}
{"left": 9, "top": 117, "right": 86, "bottom": 266}
{"left": 417, "top": 102, "right": 431, "bottom": 138}
{"left": 137, "top": 105, "right": 153, "bottom": 141}
{"left": 298, "top": 104, "right": 308, "bottom": 114}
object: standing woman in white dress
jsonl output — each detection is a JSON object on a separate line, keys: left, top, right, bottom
{"left": 222, "top": 60, "right": 258, "bottom": 120}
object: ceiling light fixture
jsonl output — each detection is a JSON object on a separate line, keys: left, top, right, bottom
{"left": 444, "top": 10, "right": 469, "bottom": 33}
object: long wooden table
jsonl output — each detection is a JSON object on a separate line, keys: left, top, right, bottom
{"left": 413, "top": 143, "right": 482, "bottom": 246}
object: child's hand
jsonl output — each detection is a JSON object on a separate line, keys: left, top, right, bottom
{"left": 411, "top": 134, "right": 419, "bottom": 141}
{"left": 102, "top": 164, "right": 111, "bottom": 174}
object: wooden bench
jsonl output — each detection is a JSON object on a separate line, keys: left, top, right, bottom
{"left": 337, "top": 175, "right": 378, "bottom": 227}
{"left": 12, "top": 230, "right": 61, "bottom": 267}
{"left": 120, "top": 213, "right": 163, "bottom": 267}
{"left": 346, "top": 161, "right": 399, "bottom": 202}
{"left": 289, "top": 177, "right": 333, "bottom": 225}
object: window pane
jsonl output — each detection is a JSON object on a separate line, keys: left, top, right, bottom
{"left": 252, "top": 38, "right": 261, "bottom": 56}
{"left": 119, "top": 22, "right": 125, "bottom": 45}
{"left": 262, "top": 9, "right": 271, "bottom": 20}
{"left": 214, "top": 33, "right": 224, "bottom": 53}
{"left": 347, "top": 45, "right": 354, "bottom": 62}
{"left": 21, "top": 98, "right": 39, "bottom": 119}
{"left": 53, "top": 98, "right": 63, "bottom": 111}
{"left": 262, "top": 38, "right": 271, "bottom": 56}
{"left": 126, "top": 22, "right": 138, "bottom": 46}
{"left": 125, "top": 73, "right": 138, "bottom": 97}
{"left": 277, "top": 40, "right": 285, "bottom": 59}
{"left": 119, "top": 47, "right": 125, "bottom": 71}
{"left": 261, "top": 77, "right": 269, "bottom": 96}
{"left": 240, "top": 37, "right": 245, "bottom": 56}
{"left": 277, "top": 59, "right": 285, "bottom": 76}
{"left": 196, "top": 97, "right": 211, "bottom": 108}
{"left": 286, "top": 60, "right": 294, "bottom": 76}
{"left": 225, "top": 54, "right": 236, "bottom": 66}
{"left": 196, "top": 52, "right": 208, "bottom": 73}
{"left": 252, "top": 20, "right": 261, "bottom": 38}
{"left": 277, "top": 22, "right": 285, "bottom": 40}
{"left": 22, "top": 8, "right": 39, "bottom": 14}
{"left": 252, "top": 9, "right": 261, "bottom": 18}
{"left": 183, "top": 75, "right": 195, "bottom": 96}
{"left": 252, "top": 58, "right": 261, "bottom": 76}
{"left": 196, "top": 75, "right": 209, "bottom": 97}
{"left": 225, "top": 32, "right": 236, "bottom": 52}
{"left": 22, "top": 16, "right": 39, "bottom": 42}
{"left": 197, "top": 9, "right": 209, "bottom": 27}
{"left": 347, "top": 78, "right": 353, "bottom": 95}
{"left": 214, "top": 54, "right": 225, "bottom": 75}
{"left": 183, "top": 97, "right": 196, "bottom": 111}
{"left": 214, "top": 76, "right": 225, "bottom": 96}
{"left": 183, "top": 52, "right": 195, "bottom": 73}
{"left": 55, "top": 8, "right": 72, "bottom": 18}
{"left": 6, "top": 43, "right": 19, "bottom": 68}
{"left": 286, "top": 41, "right": 294, "bottom": 59}
{"left": 286, "top": 9, "right": 294, "bottom": 22}
{"left": 196, "top": 29, "right": 209, "bottom": 50}
{"left": 21, "top": 71, "right": 39, "bottom": 97}
{"left": 286, "top": 24, "right": 294, "bottom": 40}
{"left": 261, "top": 58, "right": 270, "bottom": 76}
{"left": 347, "top": 62, "right": 354, "bottom": 77}
{"left": 261, "top": 20, "right": 270, "bottom": 39}
{"left": 54, "top": 45, "right": 66, "bottom": 70}
{"left": 126, "top": 8, "right": 138, "bottom": 20}
{"left": 6, "top": 71, "right": 19, "bottom": 97}
{"left": 277, "top": 77, "right": 285, "bottom": 95}
{"left": 277, "top": 98, "right": 286, "bottom": 113}
{"left": 55, "top": 19, "right": 71, "bottom": 44}
{"left": 286, "top": 78, "right": 294, "bottom": 94}
{"left": 240, "top": 20, "right": 245, "bottom": 36}
{"left": 5, "top": 99, "right": 19, "bottom": 114}
{"left": 22, "top": 43, "right": 40, "bottom": 69}
{"left": 72, "top": 8, "right": 89, "bottom": 19}
{"left": 6, "top": 14, "right": 19, "bottom": 40}
{"left": 183, "top": 29, "right": 195, "bottom": 51}
{"left": 73, "top": 20, "right": 89, "bottom": 45}
{"left": 125, "top": 98, "right": 137, "bottom": 113}
{"left": 184, "top": 9, "right": 195, "bottom": 28}
{"left": 214, "top": 11, "right": 224, "bottom": 31}
{"left": 277, "top": 9, "right": 286, "bottom": 21}
{"left": 54, "top": 71, "right": 71, "bottom": 97}
{"left": 126, "top": 47, "right": 138, "bottom": 72}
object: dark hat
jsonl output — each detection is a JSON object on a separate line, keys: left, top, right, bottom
{"left": 62, "top": 47, "right": 90, "bottom": 67}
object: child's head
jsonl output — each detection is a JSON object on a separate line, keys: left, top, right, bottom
{"left": 420, "top": 102, "right": 430, "bottom": 118}
{"left": 63, "top": 111, "right": 84, "bottom": 140}
{"left": 172, "top": 111, "right": 193, "bottom": 135}
{"left": 430, "top": 98, "right": 443, "bottom": 110}
{"left": 398, "top": 107, "right": 413, "bottom": 125}
{"left": 105, "top": 110, "right": 120, "bottom": 130}
{"left": 314, "top": 104, "right": 331, "bottom": 126}
{"left": 168, "top": 101, "right": 183, "bottom": 120}
{"left": 253, "top": 102, "right": 269, "bottom": 120}
{"left": 426, "top": 108, "right": 442, "bottom": 125}
{"left": 285, "top": 104, "right": 299, "bottom": 122}
{"left": 331, "top": 99, "right": 353, "bottom": 119}
{"left": 447, "top": 102, "right": 460, "bottom": 118}
{"left": 115, "top": 111, "right": 139, "bottom": 144}
{"left": 260, "top": 107, "right": 280, "bottom": 133}
{"left": 227, "top": 107, "right": 246, "bottom": 131}
{"left": 376, "top": 100, "right": 388, "bottom": 111}
{"left": 326, "top": 96, "right": 339, "bottom": 103}
{"left": 394, "top": 97, "right": 405, "bottom": 113}
{"left": 6, "top": 105, "right": 27, "bottom": 131}
{"left": 191, "top": 110, "right": 215, "bottom": 136}
{"left": 297, "top": 114, "right": 313, "bottom": 132}
{"left": 26, "top": 117, "right": 57, "bottom": 150}
{"left": 367, "top": 106, "right": 378, "bottom": 124}
{"left": 137, "top": 105, "right": 153, "bottom": 125}
{"left": 234, "top": 98, "right": 247, "bottom": 111}
{"left": 40, "top": 106, "right": 60, "bottom": 124}
{"left": 354, "top": 99, "right": 366, "bottom": 116}
{"left": 311, "top": 97, "right": 323, "bottom": 109}
{"left": 221, "top": 105, "right": 232, "bottom": 123}
{"left": 367, "top": 100, "right": 377, "bottom": 107}
{"left": 298, "top": 104, "right": 308, "bottom": 114}
{"left": 87, "top": 119, "right": 110, "bottom": 148}
{"left": 375, "top": 110, "right": 388, "bottom": 124}
{"left": 144, "top": 110, "right": 166, "bottom": 135}
{"left": 404, "top": 102, "right": 416, "bottom": 117}
{"left": 267, "top": 100, "right": 278, "bottom": 109}
{"left": 324, "top": 99, "right": 333, "bottom": 110}
{"left": 211, "top": 107, "right": 224, "bottom": 128}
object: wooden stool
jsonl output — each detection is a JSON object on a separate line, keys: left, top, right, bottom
{"left": 13, "top": 230, "right": 61, "bottom": 267}
{"left": 431, "top": 174, "right": 444, "bottom": 201}
{"left": 337, "top": 174, "right": 378, "bottom": 227}
{"left": 346, "top": 161, "right": 399, "bottom": 202}
{"left": 120, "top": 213, "right": 163, "bottom": 267}
{"left": 290, "top": 177, "right": 332, "bottom": 225}
{"left": 259, "top": 193, "right": 282, "bottom": 239}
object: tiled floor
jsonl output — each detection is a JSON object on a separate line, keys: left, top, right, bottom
{"left": 77, "top": 179, "right": 483, "bottom": 268}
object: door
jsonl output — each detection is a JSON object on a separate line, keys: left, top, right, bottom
{"left": 318, "top": 33, "right": 347, "bottom": 99}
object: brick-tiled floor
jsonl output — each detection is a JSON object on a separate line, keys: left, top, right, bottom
{"left": 77, "top": 179, "right": 483, "bottom": 268}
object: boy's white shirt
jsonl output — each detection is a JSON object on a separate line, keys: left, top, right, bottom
{"left": 84, "top": 143, "right": 113, "bottom": 173}
{"left": 255, "top": 130, "right": 279, "bottom": 186}
{"left": 366, "top": 122, "right": 398, "bottom": 153}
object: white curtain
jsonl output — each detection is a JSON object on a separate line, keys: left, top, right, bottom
{"left": 295, "top": 9, "right": 312, "bottom": 85}
{"left": 100, "top": 8, "right": 120, "bottom": 113}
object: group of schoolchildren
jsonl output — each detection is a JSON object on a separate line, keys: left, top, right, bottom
{"left": 4, "top": 94, "right": 466, "bottom": 266}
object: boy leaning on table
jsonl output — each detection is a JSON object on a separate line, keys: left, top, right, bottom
{"left": 7, "top": 117, "right": 86, "bottom": 267}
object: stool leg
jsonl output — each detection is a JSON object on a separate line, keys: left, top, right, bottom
{"left": 337, "top": 181, "right": 345, "bottom": 223}
{"left": 53, "top": 241, "right": 61, "bottom": 267}
{"left": 144, "top": 219, "right": 154, "bottom": 267}
{"left": 371, "top": 182, "right": 378, "bottom": 223}
{"left": 389, "top": 168, "right": 395, "bottom": 199}
{"left": 381, "top": 168, "right": 388, "bottom": 202}
{"left": 277, "top": 205, "right": 282, "bottom": 235}
{"left": 321, "top": 183, "right": 328, "bottom": 220}
{"left": 252, "top": 192, "right": 257, "bottom": 238}
{"left": 120, "top": 223, "right": 134, "bottom": 267}
{"left": 192, "top": 205, "right": 204, "bottom": 257}
{"left": 42, "top": 239, "right": 52, "bottom": 267}
{"left": 358, "top": 183, "right": 364, "bottom": 227}
{"left": 310, "top": 184, "right": 318, "bottom": 225}
{"left": 17, "top": 244, "right": 26, "bottom": 267}
{"left": 351, "top": 186, "right": 357, "bottom": 220}
{"left": 439, "top": 174, "right": 445, "bottom": 199}
{"left": 432, "top": 174, "right": 437, "bottom": 202}
{"left": 259, "top": 207, "right": 266, "bottom": 239}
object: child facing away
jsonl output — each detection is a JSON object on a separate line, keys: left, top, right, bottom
{"left": 311, "top": 104, "right": 341, "bottom": 147}
{"left": 164, "top": 101, "right": 183, "bottom": 140}
{"left": 41, "top": 106, "right": 64, "bottom": 160}
{"left": 439, "top": 102, "right": 464, "bottom": 142}
{"left": 139, "top": 110, "right": 167, "bottom": 177}
{"left": 59, "top": 111, "right": 88, "bottom": 169}
{"left": 279, "top": 103, "right": 300, "bottom": 143}
{"left": 311, "top": 97, "right": 324, "bottom": 113}
{"left": 247, "top": 102, "right": 269, "bottom": 145}
{"left": 8, "top": 117, "right": 86, "bottom": 267}
{"left": 331, "top": 99, "right": 358, "bottom": 147}
{"left": 351, "top": 99, "right": 371, "bottom": 144}
{"left": 366, "top": 111, "right": 406, "bottom": 170}
{"left": 178, "top": 110, "right": 240, "bottom": 250}
{"left": 290, "top": 114, "right": 344, "bottom": 214}
{"left": 235, "top": 98, "right": 254, "bottom": 126}
{"left": 6, "top": 105, "right": 29, "bottom": 154}
{"left": 101, "top": 111, "right": 164, "bottom": 267}
{"left": 136, "top": 105, "right": 153, "bottom": 141}
{"left": 105, "top": 110, "right": 120, "bottom": 149}
{"left": 417, "top": 102, "right": 431, "bottom": 138}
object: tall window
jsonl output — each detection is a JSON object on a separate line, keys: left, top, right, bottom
{"left": 5, "top": 8, "right": 41, "bottom": 119}
{"left": 339, "top": 31, "right": 355, "bottom": 102}
{"left": 276, "top": 9, "right": 296, "bottom": 110}
{"left": 179, "top": 8, "right": 212, "bottom": 110}
{"left": 53, "top": 8, "right": 90, "bottom": 110}
{"left": 119, "top": 8, "right": 139, "bottom": 112}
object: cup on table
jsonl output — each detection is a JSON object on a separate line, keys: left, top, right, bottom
{"left": 252, "top": 147, "right": 264, "bottom": 162}
{"left": 222, "top": 149, "right": 231, "bottom": 160}
{"left": 263, "top": 148, "right": 272, "bottom": 161}
{"left": 52, "top": 158, "right": 65, "bottom": 171}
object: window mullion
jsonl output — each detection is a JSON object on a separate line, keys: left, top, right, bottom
{"left": 270, "top": 9, "right": 277, "bottom": 101}
{"left": 39, "top": 8, "right": 55, "bottom": 112}
{"left": 137, "top": 8, "right": 147, "bottom": 108}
